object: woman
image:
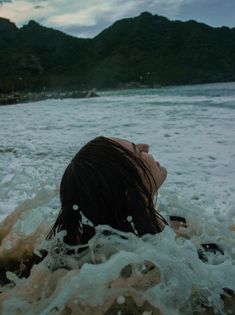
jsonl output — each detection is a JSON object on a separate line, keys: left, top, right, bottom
{"left": 1, "top": 137, "right": 233, "bottom": 315}
{"left": 0, "top": 136, "right": 168, "bottom": 285}
{"left": 47, "top": 136, "right": 168, "bottom": 245}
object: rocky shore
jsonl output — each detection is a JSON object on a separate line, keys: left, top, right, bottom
{"left": 0, "top": 89, "right": 98, "bottom": 106}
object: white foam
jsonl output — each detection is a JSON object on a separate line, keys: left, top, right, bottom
{"left": 0, "top": 82, "right": 235, "bottom": 313}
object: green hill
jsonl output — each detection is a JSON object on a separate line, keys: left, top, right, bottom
{"left": 0, "top": 12, "right": 235, "bottom": 93}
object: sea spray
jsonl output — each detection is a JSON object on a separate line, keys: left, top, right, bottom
{"left": 0, "top": 200, "right": 235, "bottom": 315}
{"left": 0, "top": 83, "right": 235, "bottom": 314}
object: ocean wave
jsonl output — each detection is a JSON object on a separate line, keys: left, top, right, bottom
{"left": 0, "top": 192, "right": 234, "bottom": 315}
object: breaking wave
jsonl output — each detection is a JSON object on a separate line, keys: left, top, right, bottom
{"left": 0, "top": 191, "right": 234, "bottom": 315}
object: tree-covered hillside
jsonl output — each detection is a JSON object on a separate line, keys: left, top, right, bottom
{"left": 1, "top": 12, "right": 235, "bottom": 93}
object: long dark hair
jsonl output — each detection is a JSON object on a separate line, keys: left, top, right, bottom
{"left": 47, "top": 136, "right": 164, "bottom": 245}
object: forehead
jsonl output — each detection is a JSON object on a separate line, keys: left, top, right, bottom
{"left": 109, "top": 137, "right": 134, "bottom": 152}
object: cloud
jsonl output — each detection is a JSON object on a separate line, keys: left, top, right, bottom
{"left": 178, "top": 0, "right": 235, "bottom": 27}
{"left": 0, "top": 0, "right": 55, "bottom": 24}
{"left": 43, "top": 0, "right": 193, "bottom": 36}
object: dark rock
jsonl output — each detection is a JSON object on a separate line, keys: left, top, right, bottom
{"left": 0, "top": 89, "right": 99, "bottom": 106}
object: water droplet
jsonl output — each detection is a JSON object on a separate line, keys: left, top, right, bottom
{"left": 117, "top": 295, "right": 125, "bottom": 304}
{"left": 127, "top": 216, "right": 132, "bottom": 222}
{"left": 73, "top": 204, "right": 79, "bottom": 211}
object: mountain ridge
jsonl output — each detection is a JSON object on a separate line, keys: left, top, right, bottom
{"left": 0, "top": 12, "right": 235, "bottom": 93}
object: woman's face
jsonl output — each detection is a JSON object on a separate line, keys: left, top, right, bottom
{"left": 110, "top": 137, "right": 167, "bottom": 194}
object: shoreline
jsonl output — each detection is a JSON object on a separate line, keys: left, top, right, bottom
{"left": 1, "top": 80, "right": 234, "bottom": 106}
{"left": 0, "top": 89, "right": 98, "bottom": 106}
{"left": 98, "top": 80, "right": 235, "bottom": 92}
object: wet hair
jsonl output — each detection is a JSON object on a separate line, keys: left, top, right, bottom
{"left": 47, "top": 136, "right": 164, "bottom": 245}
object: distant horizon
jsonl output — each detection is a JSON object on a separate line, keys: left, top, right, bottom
{"left": 0, "top": 0, "right": 234, "bottom": 38}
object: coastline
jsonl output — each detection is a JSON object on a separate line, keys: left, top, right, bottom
{"left": 1, "top": 80, "right": 235, "bottom": 106}
{"left": 0, "top": 89, "right": 98, "bottom": 106}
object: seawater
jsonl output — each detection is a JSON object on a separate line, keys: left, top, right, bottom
{"left": 0, "top": 82, "right": 235, "bottom": 314}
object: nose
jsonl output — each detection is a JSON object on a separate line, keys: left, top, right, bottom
{"left": 136, "top": 143, "right": 149, "bottom": 153}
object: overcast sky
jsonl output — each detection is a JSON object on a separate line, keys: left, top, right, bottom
{"left": 0, "top": 0, "right": 234, "bottom": 38}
